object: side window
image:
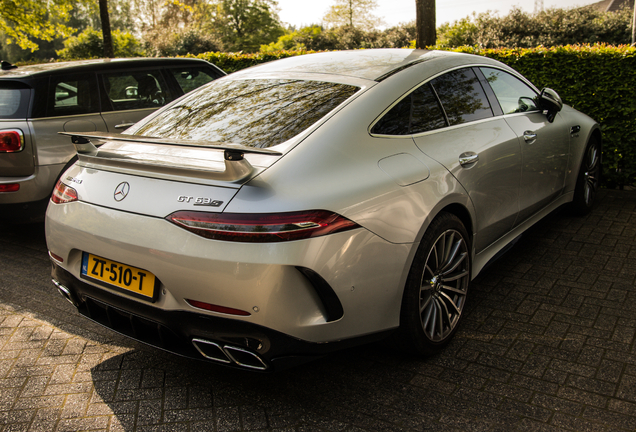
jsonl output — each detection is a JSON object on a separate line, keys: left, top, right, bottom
{"left": 480, "top": 67, "right": 539, "bottom": 114}
{"left": 411, "top": 84, "right": 447, "bottom": 134}
{"left": 168, "top": 67, "right": 221, "bottom": 94}
{"left": 100, "top": 71, "right": 172, "bottom": 112}
{"left": 47, "top": 74, "right": 99, "bottom": 117}
{"left": 371, "top": 83, "right": 446, "bottom": 135}
{"left": 430, "top": 68, "right": 493, "bottom": 126}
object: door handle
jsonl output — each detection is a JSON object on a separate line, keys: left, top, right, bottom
{"left": 523, "top": 130, "right": 537, "bottom": 144}
{"left": 459, "top": 152, "right": 479, "bottom": 167}
{"left": 115, "top": 123, "right": 135, "bottom": 130}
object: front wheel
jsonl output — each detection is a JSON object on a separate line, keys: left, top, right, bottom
{"left": 570, "top": 136, "right": 600, "bottom": 215}
{"left": 398, "top": 212, "right": 471, "bottom": 355}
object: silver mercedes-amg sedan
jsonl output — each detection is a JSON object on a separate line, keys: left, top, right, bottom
{"left": 45, "top": 49, "right": 600, "bottom": 371}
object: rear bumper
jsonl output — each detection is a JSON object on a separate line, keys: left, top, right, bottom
{"left": 51, "top": 262, "right": 392, "bottom": 371}
{"left": 0, "top": 164, "right": 65, "bottom": 220}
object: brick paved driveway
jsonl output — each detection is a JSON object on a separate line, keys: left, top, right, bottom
{"left": 1, "top": 189, "right": 635, "bottom": 431}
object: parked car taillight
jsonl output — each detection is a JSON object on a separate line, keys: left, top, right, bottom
{"left": 166, "top": 210, "right": 360, "bottom": 242}
{"left": 0, "top": 183, "right": 19, "bottom": 192}
{"left": 0, "top": 129, "right": 23, "bottom": 152}
{"left": 51, "top": 180, "right": 78, "bottom": 204}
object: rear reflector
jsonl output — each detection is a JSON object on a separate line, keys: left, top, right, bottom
{"left": 0, "top": 129, "right": 24, "bottom": 152}
{"left": 186, "top": 299, "right": 251, "bottom": 316}
{"left": 166, "top": 210, "right": 360, "bottom": 242}
{"left": 49, "top": 251, "right": 64, "bottom": 263}
{"left": 51, "top": 180, "right": 78, "bottom": 204}
{"left": 0, "top": 183, "right": 19, "bottom": 192}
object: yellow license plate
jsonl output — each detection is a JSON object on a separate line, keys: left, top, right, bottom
{"left": 81, "top": 253, "right": 156, "bottom": 299}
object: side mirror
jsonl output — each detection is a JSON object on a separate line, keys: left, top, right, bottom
{"left": 538, "top": 88, "right": 563, "bottom": 123}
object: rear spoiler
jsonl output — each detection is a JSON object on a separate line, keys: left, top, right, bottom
{"left": 60, "top": 131, "right": 282, "bottom": 183}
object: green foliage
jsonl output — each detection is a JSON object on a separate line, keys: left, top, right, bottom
{"left": 189, "top": 50, "right": 315, "bottom": 73}
{"left": 323, "top": 0, "right": 383, "bottom": 31}
{"left": 56, "top": 28, "right": 145, "bottom": 59}
{"left": 260, "top": 23, "right": 416, "bottom": 53}
{"left": 437, "top": 6, "right": 633, "bottom": 48}
{"left": 143, "top": 28, "right": 222, "bottom": 56}
{"left": 216, "top": 0, "right": 284, "bottom": 52}
{"left": 0, "top": 0, "right": 75, "bottom": 52}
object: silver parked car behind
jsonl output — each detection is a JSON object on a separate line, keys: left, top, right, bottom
{"left": 0, "top": 58, "right": 225, "bottom": 221}
{"left": 46, "top": 50, "right": 601, "bottom": 371}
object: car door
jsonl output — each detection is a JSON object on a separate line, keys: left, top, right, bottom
{"left": 29, "top": 73, "right": 108, "bottom": 167}
{"left": 99, "top": 69, "right": 175, "bottom": 132}
{"left": 479, "top": 67, "right": 569, "bottom": 224}
{"left": 410, "top": 68, "right": 522, "bottom": 253}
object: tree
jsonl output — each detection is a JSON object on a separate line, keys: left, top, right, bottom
{"left": 0, "top": 0, "right": 75, "bottom": 52}
{"left": 415, "top": 0, "right": 435, "bottom": 48}
{"left": 435, "top": 5, "right": 633, "bottom": 48}
{"left": 216, "top": 0, "right": 284, "bottom": 52}
{"left": 323, "top": 0, "right": 383, "bottom": 30}
{"left": 56, "top": 28, "right": 144, "bottom": 59}
{"left": 99, "top": 0, "right": 114, "bottom": 57}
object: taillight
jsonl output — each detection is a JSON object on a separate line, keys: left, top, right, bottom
{"left": 166, "top": 210, "right": 360, "bottom": 242}
{"left": 51, "top": 180, "right": 78, "bottom": 204}
{"left": 0, "top": 129, "right": 24, "bottom": 152}
{"left": 0, "top": 183, "right": 19, "bottom": 192}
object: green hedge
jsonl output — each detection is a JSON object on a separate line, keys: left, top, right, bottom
{"left": 191, "top": 45, "right": 636, "bottom": 188}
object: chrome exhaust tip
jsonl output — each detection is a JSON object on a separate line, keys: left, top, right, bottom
{"left": 192, "top": 338, "right": 268, "bottom": 370}
{"left": 52, "top": 279, "right": 78, "bottom": 307}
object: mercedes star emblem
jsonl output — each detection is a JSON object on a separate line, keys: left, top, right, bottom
{"left": 114, "top": 182, "right": 130, "bottom": 202}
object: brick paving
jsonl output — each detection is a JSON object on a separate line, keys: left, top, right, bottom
{"left": 0, "top": 189, "right": 635, "bottom": 431}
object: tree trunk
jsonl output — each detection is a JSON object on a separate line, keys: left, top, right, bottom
{"left": 99, "top": 0, "right": 115, "bottom": 58}
{"left": 415, "top": 0, "right": 436, "bottom": 48}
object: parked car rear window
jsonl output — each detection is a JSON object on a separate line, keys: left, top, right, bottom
{"left": 132, "top": 79, "right": 360, "bottom": 148}
{"left": 168, "top": 67, "right": 221, "bottom": 94}
{"left": 0, "top": 82, "right": 30, "bottom": 119}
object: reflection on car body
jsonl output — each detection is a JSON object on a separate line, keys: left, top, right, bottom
{"left": 46, "top": 49, "right": 601, "bottom": 371}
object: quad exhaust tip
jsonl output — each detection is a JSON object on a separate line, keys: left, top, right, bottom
{"left": 52, "top": 279, "right": 78, "bottom": 307}
{"left": 192, "top": 338, "right": 268, "bottom": 371}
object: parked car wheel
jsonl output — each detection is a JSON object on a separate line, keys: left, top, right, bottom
{"left": 571, "top": 136, "right": 601, "bottom": 215}
{"left": 399, "top": 212, "right": 471, "bottom": 355}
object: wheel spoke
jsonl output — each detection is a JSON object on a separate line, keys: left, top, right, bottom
{"left": 443, "top": 269, "right": 469, "bottom": 282}
{"left": 426, "top": 302, "right": 438, "bottom": 337}
{"left": 439, "top": 291, "right": 461, "bottom": 315}
{"left": 441, "top": 251, "right": 467, "bottom": 277}
{"left": 439, "top": 239, "right": 461, "bottom": 273}
{"left": 419, "top": 294, "right": 432, "bottom": 314}
{"left": 436, "top": 298, "right": 444, "bottom": 338}
{"left": 440, "top": 283, "right": 466, "bottom": 295}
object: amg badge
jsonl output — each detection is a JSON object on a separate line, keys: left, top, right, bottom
{"left": 177, "top": 196, "right": 224, "bottom": 207}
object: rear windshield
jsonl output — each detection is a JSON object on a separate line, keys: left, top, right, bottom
{"left": 0, "top": 82, "right": 30, "bottom": 119}
{"left": 131, "top": 79, "right": 360, "bottom": 148}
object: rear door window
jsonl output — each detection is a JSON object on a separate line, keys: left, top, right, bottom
{"left": 168, "top": 66, "right": 222, "bottom": 94}
{"left": 100, "top": 71, "right": 173, "bottom": 112}
{"left": 371, "top": 83, "right": 447, "bottom": 136}
{"left": 47, "top": 74, "right": 100, "bottom": 117}
{"left": 430, "top": 68, "right": 493, "bottom": 125}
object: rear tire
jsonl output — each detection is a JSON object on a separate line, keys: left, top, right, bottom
{"left": 398, "top": 212, "right": 471, "bottom": 355}
{"left": 570, "top": 137, "right": 600, "bottom": 215}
